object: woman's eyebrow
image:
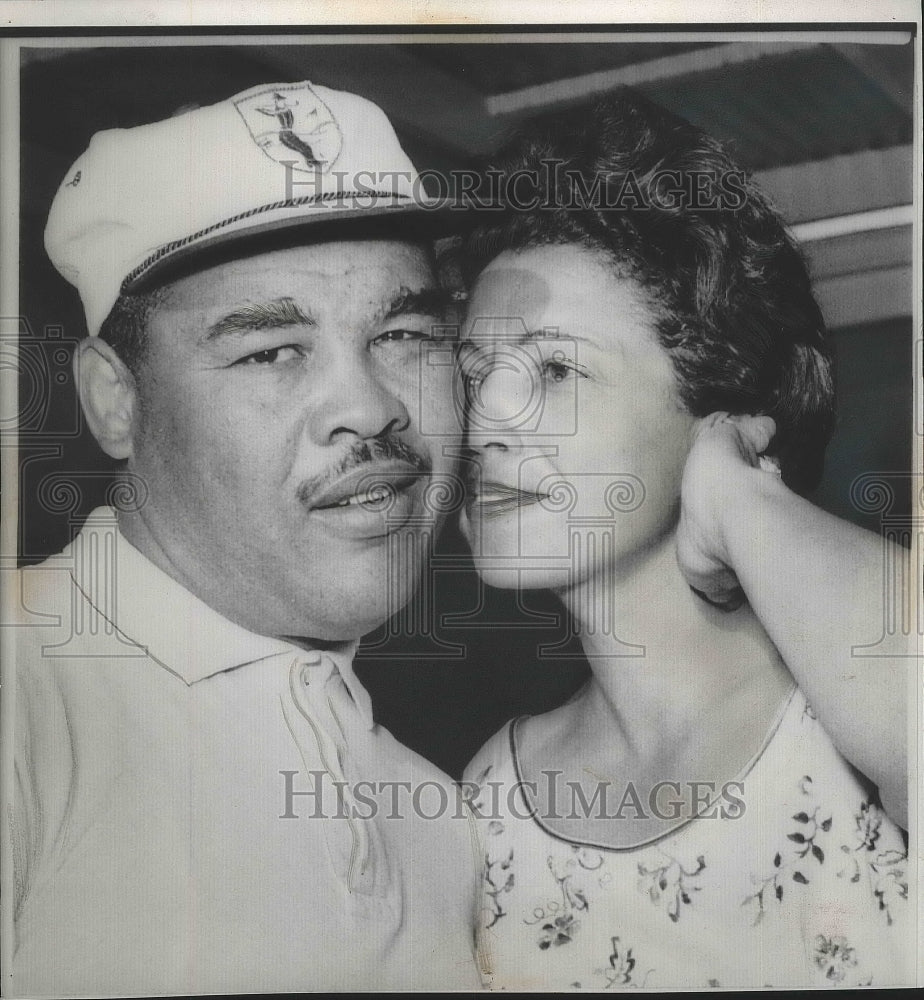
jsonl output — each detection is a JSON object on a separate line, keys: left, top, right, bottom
{"left": 520, "top": 327, "right": 600, "bottom": 348}
{"left": 204, "top": 297, "right": 316, "bottom": 341}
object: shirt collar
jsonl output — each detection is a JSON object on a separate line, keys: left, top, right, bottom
{"left": 67, "top": 507, "right": 374, "bottom": 728}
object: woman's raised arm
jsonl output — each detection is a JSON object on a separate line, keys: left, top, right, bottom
{"left": 677, "top": 413, "right": 914, "bottom": 829}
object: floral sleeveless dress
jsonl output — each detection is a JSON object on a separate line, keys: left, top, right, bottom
{"left": 466, "top": 686, "right": 912, "bottom": 990}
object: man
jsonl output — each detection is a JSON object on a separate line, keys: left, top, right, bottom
{"left": 9, "top": 82, "right": 483, "bottom": 994}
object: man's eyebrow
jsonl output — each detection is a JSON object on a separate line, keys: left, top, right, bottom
{"left": 204, "top": 297, "right": 316, "bottom": 341}
{"left": 381, "top": 287, "right": 456, "bottom": 323}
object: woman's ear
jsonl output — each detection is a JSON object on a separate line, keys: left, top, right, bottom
{"left": 74, "top": 337, "right": 138, "bottom": 460}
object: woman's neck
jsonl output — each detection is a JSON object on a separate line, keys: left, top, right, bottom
{"left": 551, "top": 529, "right": 793, "bottom": 780}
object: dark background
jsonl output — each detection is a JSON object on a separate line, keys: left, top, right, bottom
{"left": 17, "top": 33, "right": 916, "bottom": 777}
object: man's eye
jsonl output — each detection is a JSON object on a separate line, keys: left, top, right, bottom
{"left": 374, "top": 329, "right": 428, "bottom": 345}
{"left": 235, "top": 346, "right": 302, "bottom": 366}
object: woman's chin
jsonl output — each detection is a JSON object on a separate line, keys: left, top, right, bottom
{"left": 472, "top": 563, "right": 524, "bottom": 591}
{"left": 470, "top": 554, "right": 574, "bottom": 593}
{"left": 464, "top": 508, "right": 585, "bottom": 591}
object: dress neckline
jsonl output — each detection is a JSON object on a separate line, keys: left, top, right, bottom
{"left": 508, "top": 680, "right": 800, "bottom": 853}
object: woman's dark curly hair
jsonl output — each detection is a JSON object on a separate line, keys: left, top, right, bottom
{"left": 464, "top": 89, "right": 835, "bottom": 494}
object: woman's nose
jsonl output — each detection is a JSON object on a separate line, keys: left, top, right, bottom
{"left": 466, "top": 348, "right": 544, "bottom": 444}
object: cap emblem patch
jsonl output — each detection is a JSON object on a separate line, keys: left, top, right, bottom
{"left": 235, "top": 83, "right": 343, "bottom": 174}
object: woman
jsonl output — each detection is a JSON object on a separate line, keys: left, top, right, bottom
{"left": 457, "top": 92, "right": 912, "bottom": 990}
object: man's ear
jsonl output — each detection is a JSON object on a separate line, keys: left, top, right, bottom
{"left": 74, "top": 337, "right": 138, "bottom": 460}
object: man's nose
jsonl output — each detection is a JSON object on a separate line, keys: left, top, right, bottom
{"left": 312, "top": 354, "right": 411, "bottom": 444}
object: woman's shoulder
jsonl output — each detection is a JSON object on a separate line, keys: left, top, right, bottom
{"left": 463, "top": 718, "right": 520, "bottom": 789}
{"left": 463, "top": 689, "right": 585, "bottom": 790}
{"left": 753, "top": 685, "right": 907, "bottom": 840}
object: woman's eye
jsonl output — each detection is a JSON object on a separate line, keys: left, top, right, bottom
{"left": 541, "top": 358, "right": 585, "bottom": 383}
{"left": 236, "top": 346, "right": 302, "bottom": 366}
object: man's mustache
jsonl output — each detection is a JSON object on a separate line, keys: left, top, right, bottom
{"left": 296, "top": 436, "right": 432, "bottom": 506}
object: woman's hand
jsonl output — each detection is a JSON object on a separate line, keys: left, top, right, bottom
{"left": 676, "top": 412, "right": 778, "bottom": 609}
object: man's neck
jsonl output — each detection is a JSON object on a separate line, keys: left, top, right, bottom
{"left": 116, "top": 504, "right": 319, "bottom": 644}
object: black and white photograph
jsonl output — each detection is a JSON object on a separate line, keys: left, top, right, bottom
{"left": 1, "top": 3, "right": 920, "bottom": 994}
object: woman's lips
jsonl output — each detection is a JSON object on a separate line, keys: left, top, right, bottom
{"left": 467, "top": 480, "right": 550, "bottom": 518}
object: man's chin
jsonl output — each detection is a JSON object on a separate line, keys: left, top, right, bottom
{"left": 300, "top": 579, "right": 422, "bottom": 642}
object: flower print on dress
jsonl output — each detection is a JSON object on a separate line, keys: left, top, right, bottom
{"left": 525, "top": 848, "right": 603, "bottom": 950}
{"left": 812, "top": 934, "right": 858, "bottom": 984}
{"left": 537, "top": 911, "right": 580, "bottom": 950}
{"left": 483, "top": 847, "right": 514, "bottom": 929}
{"left": 468, "top": 763, "right": 497, "bottom": 822}
{"left": 572, "top": 845, "right": 604, "bottom": 872}
{"left": 478, "top": 766, "right": 515, "bottom": 931}
{"left": 636, "top": 852, "right": 706, "bottom": 922}
{"left": 852, "top": 800, "right": 882, "bottom": 852}
{"left": 599, "top": 936, "right": 652, "bottom": 989}
{"left": 547, "top": 846, "right": 604, "bottom": 912}
{"left": 742, "top": 775, "right": 830, "bottom": 924}
{"left": 869, "top": 849, "right": 908, "bottom": 924}
{"left": 837, "top": 800, "right": 908, "bottom": 925}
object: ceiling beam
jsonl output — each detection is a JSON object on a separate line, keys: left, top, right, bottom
{"left": 792, "top": 205, "right": 913, "bottom": 243}
{"left": 830, "top": 42, "right": 914, "bottom": 116}
{"left": 814, "top": 265, "right": 912, "bottom": 329}
{"left": 754, "top": 146, "right": 912, "bottom": 224}
{"left": 800, "top": 223, "right": 912, "bottom": 282}
{"left": 485, "top": 41, "right": 819, "bottom": 116}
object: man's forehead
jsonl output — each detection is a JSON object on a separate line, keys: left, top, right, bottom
{"left": 155, "top": 238, "right": 437, "bottom": 313}
{"left": 206, "top": 237, "right": 431, "bottom": 279}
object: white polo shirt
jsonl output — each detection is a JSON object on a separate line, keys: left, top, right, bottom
{"left": 8, "top": 508, "right": 484, "bottom": 995}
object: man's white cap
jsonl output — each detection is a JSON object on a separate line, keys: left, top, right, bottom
{"left": 45, "top": 81, "right": 453, "bottom": 337}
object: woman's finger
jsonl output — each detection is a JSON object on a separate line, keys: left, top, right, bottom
{"left": 726, "top": 413, "right": 776, "bottom": 454}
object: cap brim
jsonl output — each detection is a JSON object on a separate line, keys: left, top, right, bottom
{"left": 122, "top": 195, "right": 494, "bottom": 294}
